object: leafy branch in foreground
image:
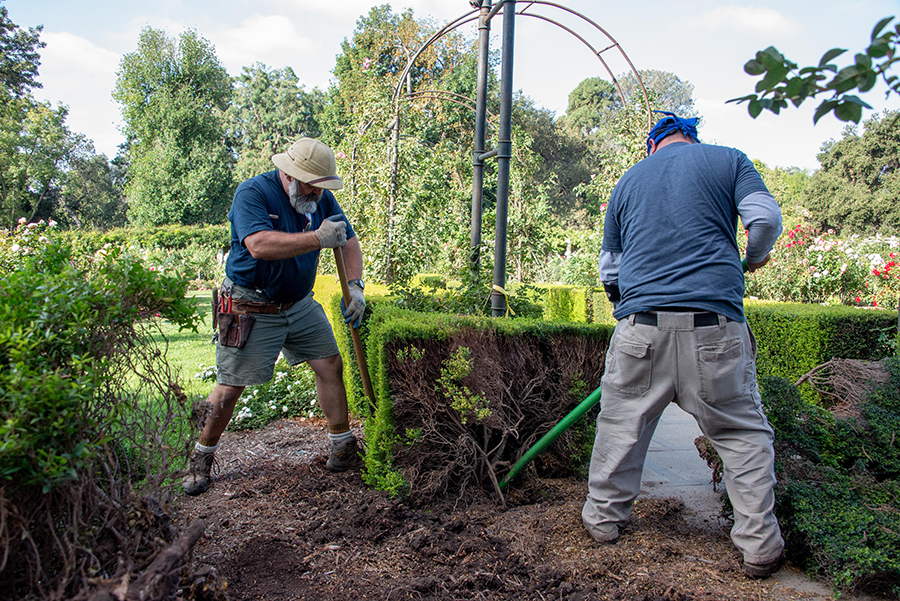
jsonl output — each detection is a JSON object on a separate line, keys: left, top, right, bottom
{"left": 728, "top": 16, "right": 899, "bottom": 124}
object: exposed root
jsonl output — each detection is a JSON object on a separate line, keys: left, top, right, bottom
{"left": 794, "top": 359, "right": 889, "bottom": 417}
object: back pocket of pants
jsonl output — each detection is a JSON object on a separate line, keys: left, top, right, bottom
{"left": 697, "top": 337, "right": 745, "bottom": 404}
{"left": 604, "top": 337, "right": 652, "bottom": 394}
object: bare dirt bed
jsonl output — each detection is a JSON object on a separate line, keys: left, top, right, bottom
{"left": 176, "top": 418, "right": 786, "bottom": 601}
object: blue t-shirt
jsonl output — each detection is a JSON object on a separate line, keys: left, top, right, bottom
{"left": 225, "top": 170, "right": 356, "bottom": 304}
{"left": 602, "top": 142, "right": 769, "bottom": 322}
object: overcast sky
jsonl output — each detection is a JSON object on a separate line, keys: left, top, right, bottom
{"left": 7, "top": 0, "right": 899, "bottom": 171}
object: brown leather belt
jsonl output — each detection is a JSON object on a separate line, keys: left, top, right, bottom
{"left": 232, "top": 300, "right": 295, "bottom": 314}
{"left": 633, "top": 311, "right": 731, "bottom": 327}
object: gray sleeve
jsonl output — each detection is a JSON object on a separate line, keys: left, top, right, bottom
{"left": 598, "top": 250, "right": 621, "bottom": 285}
{"left": 738, "top": 190, "right": 783, "bottom": 264}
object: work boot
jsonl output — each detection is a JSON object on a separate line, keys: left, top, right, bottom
{"left": 742, "top": 554, "right": 784, "bottom": 579}
{"left": 582, "top": 518, "right": 620, "bottom": 545}
{"left": 326, "top": 436, "right": 364, "bottom": 472}
{"left": 182, "top": 449, "right": 217, "bottom": 496}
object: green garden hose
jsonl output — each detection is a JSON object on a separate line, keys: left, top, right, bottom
{"left": 498, "top": 385, "right": 602, "bottom": 490}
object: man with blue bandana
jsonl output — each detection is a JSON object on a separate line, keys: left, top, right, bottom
{"left": 582, "top": 112, "right": 785, "bottom": 579}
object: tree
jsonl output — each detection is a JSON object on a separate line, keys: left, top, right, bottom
{"left": 571, "top": 96, "right": 649, "bottom": 224}
{"left": 563, "top": 77, "right": 619, "bottom": 136}
{"left": 801, "top": 110, "right": 900, "bottom": 235}
{"left": 226, "top": 63, "right": 324, "bottom": 181}
{"left": 114, "top": 27, "right": 234, "bottom": 226}
{"left": 513, "top": 93, "right": 592, "bottom": 225}
{"left": 0, "top": 2, "right": 43, "bottom": 102}
{"left": 729, "top": 16, "right": 900, "bottom": 124}
{"left": 618, "top": 69, "right": 696, "bottom": 117}
{"left": 322, "top": 5, "right": 487, "bottom": 283}
{"left": 54, "top": 146, "right": 127, "bottom": 229}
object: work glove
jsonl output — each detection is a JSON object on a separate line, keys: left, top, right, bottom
{"left": 315, "top": 215, "right": 348, "bottom": 248}
{"left": 341, "top": 282, "right": 366, "bottom": 329}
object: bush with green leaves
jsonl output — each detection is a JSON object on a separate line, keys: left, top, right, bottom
{"left": 759, "top": 362, "right": 900, "bottom": 596}
{"left": 0, "top": 222, "right": 200, "bottom": 600}
{"left": 389, "top": 268, "right": 544, "bottom": 319}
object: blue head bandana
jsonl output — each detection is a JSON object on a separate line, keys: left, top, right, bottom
{"left": 646, "top": 111, "right": 699, "bottom": 155}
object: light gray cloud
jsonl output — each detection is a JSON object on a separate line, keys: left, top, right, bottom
{"left": 33, "top": 31, "right": 123, "bottom": 157}
{"left": 695, "top": 4, "right": 799, "bottom": 36}
{"left": 209, "top": 14, "right": 317, "bottom": 76}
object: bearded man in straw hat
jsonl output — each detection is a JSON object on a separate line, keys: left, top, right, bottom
{"left": 183, "top": 138, "right": 366, "bottom": 496}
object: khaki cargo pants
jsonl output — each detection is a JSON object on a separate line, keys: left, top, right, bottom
{"left": 581, "top": 312, "right": 784, "bottom": 564}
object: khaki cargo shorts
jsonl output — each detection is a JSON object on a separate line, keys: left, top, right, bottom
{"left": 215, "top": 281, "right": 339, "bottom": 387}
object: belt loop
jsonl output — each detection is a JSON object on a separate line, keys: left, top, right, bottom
{"left": 628, "top": 314, "right": 636, "bottom": 326}
{"left": 717, "top": 314, "right": 727, "bottom": 327}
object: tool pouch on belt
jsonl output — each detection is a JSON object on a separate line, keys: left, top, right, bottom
{"left": 217, "top": 312, "right": 255, "bottom": 348}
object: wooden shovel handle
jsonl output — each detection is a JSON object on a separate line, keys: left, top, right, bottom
{"left": 333, "top": 247, "right": 376, "bottom": 411}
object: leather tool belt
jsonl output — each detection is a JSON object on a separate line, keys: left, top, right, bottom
{"left": 230, "top": 300, "right": 296, "bottom": 315}
{"left": 212, "top": 285, "right": 296, "bottom": 348}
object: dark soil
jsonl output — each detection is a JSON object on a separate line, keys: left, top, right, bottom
{"left": 176, "top": 418, "right": 785, "bottom": 601}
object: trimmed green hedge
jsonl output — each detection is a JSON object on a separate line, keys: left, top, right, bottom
{"left": 746, "top": 300, "right": 898, "bottom": 402}
{"left": 323, "top": 286, "right": 898, "bottom": 422}
{"left": 57, "top": 224, "right": 230, "bottom": 252}
{"left": 325, "top": 294, "right": 612, "bottom": 495}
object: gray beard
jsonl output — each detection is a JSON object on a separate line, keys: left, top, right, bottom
{"left": 288, "top": 179, "right": 321, "bottom": 215}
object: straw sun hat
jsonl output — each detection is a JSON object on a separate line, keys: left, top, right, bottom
{"left": 271, "top": 138, "right": 344, "bottom": 190}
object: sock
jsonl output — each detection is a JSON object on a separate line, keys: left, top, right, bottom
{"left": 195, "top": 442, "right": 218, "bottom": 454}
{"left": 327, "top": 422, "right": 351, "bottom": 435}
{"left": 328, "top": 430, "right": 354, "bottom": 449}
{"left": 199, "top": 435, "right": 221, "bottom": 447}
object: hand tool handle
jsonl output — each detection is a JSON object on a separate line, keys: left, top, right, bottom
{"left": 334, "top": 247, "right": 376, "bottom": 411}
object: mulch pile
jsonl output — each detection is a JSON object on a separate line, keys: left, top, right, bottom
{"left": 175, "top": 418, "right": 787, "bottom": 601}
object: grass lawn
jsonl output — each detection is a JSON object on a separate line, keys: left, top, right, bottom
{"left": 155, "top": 291, "right": 218, "bottom": 401}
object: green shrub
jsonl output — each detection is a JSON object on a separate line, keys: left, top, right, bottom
{"left": 747, "top": 300, "right": 897, "bottom": 403}
{"left": 0, "top": 222, "right": 200, "bottom": 599}
{"left": 760, "top": 363, "right": 900, "bottom": 595}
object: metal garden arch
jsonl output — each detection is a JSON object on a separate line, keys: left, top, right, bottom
{"left": 391, "top": 0, "right": 651, "bottom": 316}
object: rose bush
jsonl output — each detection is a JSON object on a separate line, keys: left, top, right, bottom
{"left": 744, "top": 210, "right": 900, "bottom": 309}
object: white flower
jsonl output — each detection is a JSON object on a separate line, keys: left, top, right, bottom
{"left": 17, "top": 217, "right": 26, "bottom": 224}
{"left": 282, "top": 405, "right": 289, "bottom": 412}
{"left": 10, "top": 243, "right": 20, "bottom": 252}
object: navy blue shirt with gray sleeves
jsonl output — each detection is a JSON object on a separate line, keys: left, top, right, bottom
{"left": 225, "top": 170, "right": 356, "bottom": 304}
{"left": 601, "top": 142, "right": 781, "bottom": 323}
